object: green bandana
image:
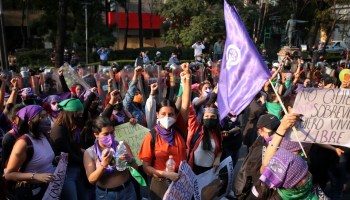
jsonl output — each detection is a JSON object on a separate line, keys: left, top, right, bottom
{"left": 126, "top": 166, "right": 147, "bottom": 186}
{"left": 278, "top": 177, "right": 318, "bottom": 200}
{"left": 266, "top": 102, "right": 282, "bottom": 120}
{"left": 177, "top": 83, "right": 183, "bottom": 97}
{"left": 58, "top": 98, "right": 84, "bottom": 111}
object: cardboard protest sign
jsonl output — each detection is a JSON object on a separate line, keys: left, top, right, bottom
{"left": 43, "top": 153, "right": 68, "bottom": 200}
{"left": 114, "top": 123, "right": 150, "bottom": 165}
{"left": 287, "top": 88, "right": 350, "bottom": 147}
{"left": 163, "top": 157, "right": 234, "bottom": 200}
{"left": 195, "top": 156, "right": 234, "bottom": 200}
{"left": 163, "top": 161, "right": 198, "bottom": 200}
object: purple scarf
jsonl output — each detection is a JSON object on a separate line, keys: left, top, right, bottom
{"left": 260, "top": 148, "right": 308, "bottom": 189}
{"left": 16, "top": 105, "right": 43, "bottom": 121}
{"left": 280, "top": 139, "right": 305, "bottom": 152}
{"left": 155, "top": 124, "right": 174, "bottom": 146}
{"left": 94, "top": 140, "right": 119, "bottom": 174}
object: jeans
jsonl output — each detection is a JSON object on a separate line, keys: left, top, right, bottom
{"left": 328, "top": 152, "right": 348, "bottom": 200}
{"left": 95, "top": 181, "right": 136, "bottom": 200}
{"left": 61, "top": 167, "right": 89, "bottom": 200}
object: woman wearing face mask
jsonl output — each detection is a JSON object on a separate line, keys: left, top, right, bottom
{"left": 101, "top": 90, "right": 137, "bottom": 126}
{"left": 43, "top": 95, "right": 61, "bottom": 127}
{"left": 187, "top": 103, "right": 222, "bottom": 175}
{"left": 191, "top": 80, "right": 212, "bottom": 122}
{"left": 50, "top": 98, "right": 89, "bottom": 200}
{"left": 138, "top": 63, "right": 192, "bottom": 200}
{"left": 5, "top": 105, "right": 56, "bottom": 200}
{"left": 83, "top": 116, "right": 137, "bottom": 200}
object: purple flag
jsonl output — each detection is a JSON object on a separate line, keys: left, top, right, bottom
{"left": 218, "top": 0, "right": 270, "bottom": 120}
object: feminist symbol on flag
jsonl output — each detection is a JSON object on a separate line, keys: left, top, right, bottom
{"left": 226, "top": 44, "right": 241, "bottom": 69}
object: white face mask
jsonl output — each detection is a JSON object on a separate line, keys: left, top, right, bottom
{"left": 230, "top": 116, "right": 237, "bottom": 122}
{"left": 158, "top": 116, "right": 176, "bottom": 129}
{"left": 51, "top": 103, "right": 58, "bottom": 112}
{"left": 205, "top": 89, "right": 212, "bottom": 94}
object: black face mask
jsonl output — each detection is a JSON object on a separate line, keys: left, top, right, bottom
{"left": 76, "top": 116, "right": 85, "bottom": 127}
{"left": 116, "top": 102, "right": 123, "bottom": 111}
{"left": 203, "top": 118, "right": 218, "bottom": 130}
{"left": 23, "top": 99, "right": 35, "bottom": 106}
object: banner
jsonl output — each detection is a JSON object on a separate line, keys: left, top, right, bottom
{"left": 43, "top": 153, "right": 68, "bottom": 200}
{"left": 163, "top": 157, "right": 234, "bottom": 200}
{"left": 163, "top": 161, "right": 198, "bottom": 200}
{"left": 287, "top": 88, "right": 350, "bottom": 147}
{"left": 114, "top": 123, "right": 150, "bottom": 165}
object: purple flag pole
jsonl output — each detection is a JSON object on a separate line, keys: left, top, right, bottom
{"left": 218, "top": 0, "right": 271, "bottom": 120}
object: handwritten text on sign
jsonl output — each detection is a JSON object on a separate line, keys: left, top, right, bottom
{"left": 114, "top": 123, "right": 150, "bottom": 165}
{"left": 163, "top": 161, "right": 198, "bottom": 200}
{"left": 288, "top": 88, "right": 350, "bottom": 147}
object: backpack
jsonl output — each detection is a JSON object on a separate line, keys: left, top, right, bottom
{"left": 234, "top": 138, "right": 265, "bottom": 199}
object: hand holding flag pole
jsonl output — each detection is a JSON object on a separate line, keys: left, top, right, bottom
{"left": 268, "top": 79, "right": 307, "bottom": 158}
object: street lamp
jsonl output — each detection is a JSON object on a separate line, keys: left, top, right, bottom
{"left": 82, "top": 0, "right": 92, "bottom": 64}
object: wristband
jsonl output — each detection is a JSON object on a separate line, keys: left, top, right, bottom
{"left": 275, "top": 131, "right": 285, "bottom": 138}
{"left": 31, "top": 172, "right": 36, "bottom": 180}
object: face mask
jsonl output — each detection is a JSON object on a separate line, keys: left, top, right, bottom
{"left": 38, "top": 118, "right": 52, "bottom": 133}
{"left": 264, "top": 135, "right": 273, "bottom": 144}
{"left": 23, "top": 99, "right": 35, "bottom": 105}
{"left": 205, "top": 89, "right": 212, "bottom": 94}
{"left": 133, "top": 94, "right": 143, "bottom": 104}
{"left": 229, "top": 116, "right": 237, "bottom": 122}
{"left": 76, "top": 116, "right": 85, "bottom": 126}
{"left": 51, "top": 103, "right": 59, "bottom": 111}
{"left": 158, "top": 117, "right": 176, "bottom": 129}
{"left": 203, "top": 118, "right": 218, "bottom": 129}
{"left": 99, "top": 134, "right": 114, "bottom": 147}
{"left": 116, "top": 102, "right": 123, "bottom": 111}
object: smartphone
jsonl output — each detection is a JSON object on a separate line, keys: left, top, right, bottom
{"left": 344, "top": 73, "right": 350, "bottom": 82}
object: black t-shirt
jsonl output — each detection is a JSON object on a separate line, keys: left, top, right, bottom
{"left": 1, "top": 132, "right": 17, "bottom": 169}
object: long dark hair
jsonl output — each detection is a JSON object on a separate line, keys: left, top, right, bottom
{"left": 201, "top": 103, "right": 221, "bottom": 151}
{"left": 92, "top": 116, "right": 113, "bottom": 133}
{"left": 156, "top": 99, "right": 179, "bottom": 114}
{"left": 17, "top": 113, "right": 42, "bottom": 139}
{"left": 53, "top": 110, "right": 79, "bottom": 133}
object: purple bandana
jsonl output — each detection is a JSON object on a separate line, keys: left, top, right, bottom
{"left": 280, "top": 139, "right": 306, "bottom": 152}
{"left": 155, "top": 123, "right": 174, "bottom": 146}
{"left": 112, "top": 110, "right": 125, "bottom": 123}
{"left": 260, "top": 148, "right": 308, "bottom": 189}
{"left": 16, "top": 105, "right": 43, "bottom": 121}
{"left": 94, "top": 139, "right": 119, "bottom": 174}
{"left": 45, "top": 95, "right": 61, "bottom": 103}
{"left": 20, "top": 87, "right": 34, "bottom": 98}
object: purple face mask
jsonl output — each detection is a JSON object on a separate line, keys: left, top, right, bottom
{"left": 264, "top": 135, "right": 273, "bottom": 144}
{"left": 99, "top": 134, "right": 114, "bottom": 147}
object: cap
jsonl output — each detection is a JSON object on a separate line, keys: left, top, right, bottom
{"left": 156, "top": 51, "right": 161, "bottom": 55}
{"left": 272, "top": 63, "right": 279, "bottom": 68}
{"left": 257, "top": 114, "right": 280, "bottom": 131}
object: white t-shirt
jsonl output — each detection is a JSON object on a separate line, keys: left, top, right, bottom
{"left": 194, "top": 139, "right": 215, "bottom": 167}
{"left": 192, "top": 43, "right": 205, "bottom": 57}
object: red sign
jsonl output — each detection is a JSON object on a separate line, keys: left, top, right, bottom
{"left": 108, "top": 12, "right": 163, "bottom": 29}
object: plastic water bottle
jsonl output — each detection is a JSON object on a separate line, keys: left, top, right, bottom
{"left": 115, "top": 141, "right": 127, "bottom": 171}
{"left": 166, "top": 155, "right": 176, "bottom": 172}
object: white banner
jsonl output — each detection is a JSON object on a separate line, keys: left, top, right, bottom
{"left": 163, "top": 161, "right": 198, "bottom": 200}
{"left": 163, "top": 156, "right": 233, "bottom": 200}
{"left": 42, "top": 153, "right": 68, "bottom": 200}
{"left": 287, "top": 88, "right": 350, "bottom": 147}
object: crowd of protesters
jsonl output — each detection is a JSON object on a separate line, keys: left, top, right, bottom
{"left": 0, "top": 39, "right": 349, "bottom": 200}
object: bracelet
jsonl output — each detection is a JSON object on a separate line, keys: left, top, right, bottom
{"left": 31, "top": 172, "right": 36, "bottom": 180}
{"left": 275, "top": 132, "right": 285, "bottom": 138}
{"left": 269, "top": 143, "right": 279, "bottom": 149}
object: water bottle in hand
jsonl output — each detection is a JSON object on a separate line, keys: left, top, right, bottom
{"left": 166, "top": 155, "right": 176, "bottom": 172}
{"left": 115, "top": 141, "right": 127, "bottom": 171}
